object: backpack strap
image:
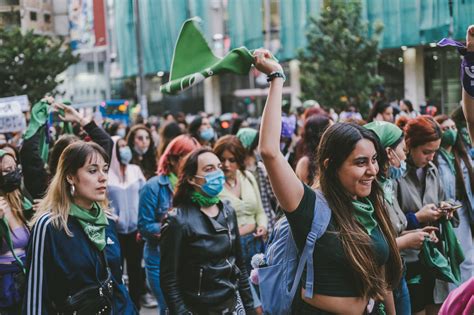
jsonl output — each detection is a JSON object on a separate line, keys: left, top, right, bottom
{"left": 289, "top": 190, "right": 332, "bottom": 300}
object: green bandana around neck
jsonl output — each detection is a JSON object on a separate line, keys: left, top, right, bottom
{"left": 168, "top": 172, "right": 178, "bottom": 189}
{"left": 190, "top": 191, "right": 220, "bottom": 208}
{"left": 69, "top": 202, "right": 108, "bottom": 251}
{"left": 439, "top": 147, "right": 456, "bottom": 176}
{"left": 352, "top": 197, "right": 378, "bottom": 235}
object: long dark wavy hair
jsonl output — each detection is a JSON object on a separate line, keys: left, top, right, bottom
{"left": 302, "top": 115, "right": 331, "bottom": 186}
{"left": 173, "top": 148, "right": 214, "bottom": 207}
{"left": 126, "top": 124, "right": 157, "bottom": 179}
{"left": 316, "top": 123, "right": 402, "bottom": 299}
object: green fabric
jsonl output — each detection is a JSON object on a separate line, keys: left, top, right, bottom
{"left": 352, "top": 198, "right": 378, "bottom": 235}
{"left": 160, "top": 18, "right": 255, "bottom": 95}
{"left": 439, "top": 147, "right": 456, "bottom": 176}
{"left": 168, "top": 173, "right": 178, "bottom": 190}
{"left": 236, "top": 128, "right": 258, "bottom": 149}
{"left": 190, "top": 191, "right": 220, "bottom": 208}
{"left": 418, "top": 218, "right": 464, "bottom": 284}
{"left": 22, "top": 196, "right": 33, "bottom": 221}
{"left": 23, "top": 100, "right": 50, "bottom": 164}
{"left": 69, "top": 202, "right": 109, "bottom": 251}
{"left": 61, "top": 101, "right": 74, "bottom": 135}
{"left": 418, "top": 238, "right": 458, "bottom": 284}
{"left": 0, "top": 149, "right": 6, "bottom": 158}
{"left": 364, "top": 121, "right": 403, "bottom": 148}
{"left": 440, "top": 217, "right": 465, "bottom": 284}
{"left": 0, "top": 217, "right": 25, "bottom": 273}
{"left": 228, "top": 0, "right": 263, "bottom": 50}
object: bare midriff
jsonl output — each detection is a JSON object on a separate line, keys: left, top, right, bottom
{"left": 301, "top": 289, "right": 368, "bottom": 315}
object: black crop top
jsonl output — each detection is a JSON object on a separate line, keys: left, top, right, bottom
{"left": 285, "top": 184, "right": 390, "bottom": 297}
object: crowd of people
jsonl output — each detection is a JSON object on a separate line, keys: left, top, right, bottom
{"left": 0, "top": 27, "right": 474, "bottom": 315}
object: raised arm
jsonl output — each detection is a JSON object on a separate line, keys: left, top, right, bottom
{"left": 462, "top": 25, "right": 474, "bottom": 141}
{"left": 54, "top": 103, "right": 113, "bottom": 158}
{"left": 255, "top": 49, "right": 304, "bottom": 212}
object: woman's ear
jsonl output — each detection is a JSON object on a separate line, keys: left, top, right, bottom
{"left": 323, "top": 158, "right": 329, "bottom": 169}
{"left": 66, "top": 175, "right": 74, "bottom": 186}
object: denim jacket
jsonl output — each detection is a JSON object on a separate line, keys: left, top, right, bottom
{"left": 437, "top": 154, "right": 474, "bottom": 222}
{"left": 138, "top": 174, "right": 174, "bottom": 245}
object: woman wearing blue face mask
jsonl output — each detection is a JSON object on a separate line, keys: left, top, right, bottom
{"left": 434, "top": 115, "right": 474, "bottom": 300}
{"left": 107, "top": 136, "right": 146, "bottom": 310}
{"left": 189, "top": 116, "right": 216, "bottom": 146}
{"left": 365, "top": 121, "right": 439, "bottom": 315}
{"left": 160, "top": 148, "right": 256, "bottom": 315}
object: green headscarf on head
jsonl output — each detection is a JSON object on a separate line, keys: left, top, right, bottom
{"left": 236, "top": 128, "right": 258, "bottom": 150}
{"left": 364, "top": 121, "right": 403, "bottom": 148}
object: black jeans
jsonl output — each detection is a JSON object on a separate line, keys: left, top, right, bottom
{"left": 118, "top": 231, "right": 144, "bottom": 310}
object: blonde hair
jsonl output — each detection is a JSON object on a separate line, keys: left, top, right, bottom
{"left": 30, "top": 141, "right": 110, "bottom": 236}
{"left": 0, "top": 153, "right": 26, "bottom": 224}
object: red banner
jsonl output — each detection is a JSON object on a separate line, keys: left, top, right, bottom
{"left": 93, "top": 0, "right": 107, "bottom": 46}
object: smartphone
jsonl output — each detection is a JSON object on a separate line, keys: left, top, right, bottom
{"left": 438, "top": 204, "right": 462, "bottom": 212}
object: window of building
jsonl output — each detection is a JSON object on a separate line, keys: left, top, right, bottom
{"left": 30, "top": 11, "right": 37, "bottom": 21}
{"left": 87, "top": 62, "right": 94, "bottom": 73}
{"left": 44, "top": 14, "right": 51, "bottom": 23}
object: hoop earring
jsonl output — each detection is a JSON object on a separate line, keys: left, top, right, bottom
{"left": 70, "top": 184, "right": 75, "bottom": 196}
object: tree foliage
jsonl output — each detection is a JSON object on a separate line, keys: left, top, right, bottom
{"left": 298, "top": 1, "right": 383, "bottom": 111}
{"left": 0, "top": 27, "right": 79, "bottom": 104}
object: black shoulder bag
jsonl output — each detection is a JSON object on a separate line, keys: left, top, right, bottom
{"left": 54, "top": 250, "right": 114, "bottom": 315}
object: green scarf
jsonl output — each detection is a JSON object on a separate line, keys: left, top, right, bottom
{"left": 439, "top": 147, "right": 456, "bottom": 176}
{"left": 168, "top": 173, "right": 178, "bottom": 190}
{"left": 190, "top": 191, "right": 220, "bottom": 208}
{"left": 352, "top": 198, "right": 378, "bottom": 235}
{"left": 69, "top": 203, "right": 109, "bottom": 251}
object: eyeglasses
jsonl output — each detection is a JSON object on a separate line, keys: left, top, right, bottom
{"left": 136, "top": 136, "right": 150, "bottom": 141}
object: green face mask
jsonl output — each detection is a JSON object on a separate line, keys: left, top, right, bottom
{"left": 441, "top": 128, "right": 457, "bottom": 147}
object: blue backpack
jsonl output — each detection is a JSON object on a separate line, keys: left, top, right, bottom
{"left": 257, "top": 190, "right": 332, "bottom": 315}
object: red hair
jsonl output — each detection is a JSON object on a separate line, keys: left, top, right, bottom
{"left": 405, "top": 115, "right": 442, "bottom": 149}
{"left": 304, "top": 107, "right": 328, "bottom": 120}
{"left": 158, "top": 135, "right": 200, "bottom": 175}
{"left": 395, "top": 116, "right": 410, "bottom": 132}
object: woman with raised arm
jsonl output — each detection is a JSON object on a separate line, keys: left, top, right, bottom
{"left": 256, "top": 49, "right": 402, "bottom": 314}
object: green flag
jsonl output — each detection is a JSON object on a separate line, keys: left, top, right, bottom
{"left": 160, "top": 18, "right": 255, "bottom": 95}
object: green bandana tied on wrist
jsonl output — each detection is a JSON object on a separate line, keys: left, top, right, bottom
{"left": 69, "top": 202, "right": 109, "bottom": 251}
{"left": 191, "top": 191, "right": 220, "bottom": 208}
{"left": 438, "top": 148, "right": 456, "bottom": 176}
{"left": 352, "top": 198, "right": 378, "bottom": 235}
{"left": 168, "top": 173, "right": 178, "bottom": 190}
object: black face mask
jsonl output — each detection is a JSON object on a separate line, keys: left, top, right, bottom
{"left": 0, "top": 169, "right": 22, "bottom": 193}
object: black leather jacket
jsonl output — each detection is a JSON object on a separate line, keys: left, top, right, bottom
{"left": 160, "top": 201, "right": 254, "bottom": 314}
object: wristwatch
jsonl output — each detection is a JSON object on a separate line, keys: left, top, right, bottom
{"left": 267, "top": 71, "right": 286, "bottom": 82}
